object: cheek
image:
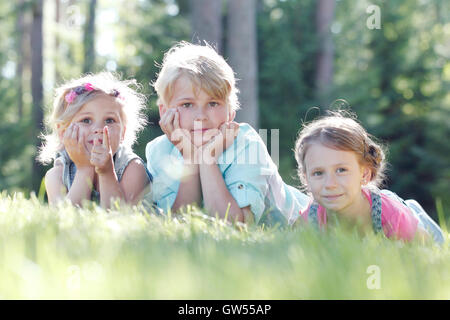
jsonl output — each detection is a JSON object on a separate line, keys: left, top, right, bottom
{"left": 311, "top": 184, "right": 322, "bottom": 195}
{"left": 109, "top": 126, "right": 122, "bottom": 141}
{"left": 109, "top": 131, "right": 122, "bottom": 153}
{"left": 78, "top": 126, "right": 90, "bottom": 139}
{"left": 178, "top": 110, "right": 191, "bottom": 129}
{"left": 306, "top": 178, "right": 321, "bottom": 195}
{"left": 340, "top": 175, "right": 360, "bottom": 194}
{"left": 213, "top": 109, "right": 228, "bottom": 124}
{"left": 352, "top": 175, "right": 363, "bottom": 192}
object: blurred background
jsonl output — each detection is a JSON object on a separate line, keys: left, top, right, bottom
{"left": 0, "top": 0, "right": 449, "bottom": 220}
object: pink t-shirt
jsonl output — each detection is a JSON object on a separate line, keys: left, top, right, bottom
{"left": 299, "top": 188, "right": 419, "bottom": 241}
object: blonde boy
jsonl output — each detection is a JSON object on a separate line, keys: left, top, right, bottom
{"left": 146, "top": 42, "right": 309, "bottom": 224}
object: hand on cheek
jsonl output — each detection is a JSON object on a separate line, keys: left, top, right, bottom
{"left": 162, "top": 108, "right": 197, "bottom": 163}
{"left": 199, "top": 121, "right": 239, "bottom": 164}
{"left": 159, "top": 108, "right": 176, "bottom": 138}
{"left": 63, "top": 123, "right": 91, "bottom": 168}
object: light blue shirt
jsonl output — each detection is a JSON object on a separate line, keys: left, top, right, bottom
{"left": 145, "top": 123, "right": 310, "bottom": 225}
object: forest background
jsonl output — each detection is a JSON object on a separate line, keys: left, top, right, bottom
{"left": 0, "top": 0, "right": 449, "bottom": 222}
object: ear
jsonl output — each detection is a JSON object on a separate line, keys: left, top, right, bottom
{"left": 158, "top": 104, "right": 167, "bottom": 118}
{"left": 361, "top": 166, "right": 372, "bottom": 185}
{"left": 228, "top": 109, "right": 236, "bottom": 122}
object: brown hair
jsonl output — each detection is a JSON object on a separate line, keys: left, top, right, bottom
{"left": 294, "top": 111, "right": 386, "bottom": 189}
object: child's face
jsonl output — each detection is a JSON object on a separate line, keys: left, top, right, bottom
{"left": 304, "top": 143, "right": 369, "bottom": 215}
{"left": 67, "top": 95, "right": 125, "bottom": 154}
{"left": 161, "top": 75, "right": 235, "bottom": 146}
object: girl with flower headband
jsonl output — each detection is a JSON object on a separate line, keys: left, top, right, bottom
{"left": 38, "top": 72, "right": 151, "bottom": 208}
{"left": 292, "top": 111, "right": 444, "bottom": 244}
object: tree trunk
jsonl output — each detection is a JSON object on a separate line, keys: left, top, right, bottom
{"left": 315, "top": 0, "right": 335, "bottom": 104}
{"left": 55, "top": 0, "right": 61, "bottom": 82}
{"left": 227, "top": 0, "right": 258, "bottom": 129}
{"left": 83, "top": 0, "right": 97, "bottom": 73}
{"left": 15, "top": 0, "right": 25, "bottom": 118}
{"left": 190, "top": 0, "right": 223, "bottom": 52}
{"left": 31, "top": 0, "right": 45, "bottom": 192}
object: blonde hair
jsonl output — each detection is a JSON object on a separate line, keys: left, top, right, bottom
{"left": 152, "top": 41, "right": 240, "bottom": 111}
{"left": 294, "top": 111, "right": 387, "bottom": 189}
{"left": 38, "top": 72, "right": 147, "bottom": 165}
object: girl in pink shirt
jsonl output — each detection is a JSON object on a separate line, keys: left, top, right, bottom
{"left": 292, "top": 112, "right": 444, "bottom": 243}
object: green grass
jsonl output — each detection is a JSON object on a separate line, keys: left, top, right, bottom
{"left": 0, "top": 191, "right": 449, "bottom": 299}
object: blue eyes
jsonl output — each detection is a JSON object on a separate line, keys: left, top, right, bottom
{"left": 181, "top": 102, "right": 220, "bottom": 108}
{"left": 311, "top": 168, "right": 348, "bottom": 176}
{"left": 79, "top": 118, "right": 115, "bottom": 124}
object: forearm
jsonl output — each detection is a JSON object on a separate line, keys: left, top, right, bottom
{"left": 66, "top": 167, "right": 95, "bottom": 206}
{"left": 98, "top": 170, "right": 126, "bottom": 208}
{"left": 199, "top": 163, "right": 244, "bottom": 222}
{"left": 172, "top": 163, "right": 201, "bottom": 211}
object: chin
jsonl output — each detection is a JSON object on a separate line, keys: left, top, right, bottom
{"left": 320, "top": 201, "right": 345, "bottom": 213}
{"left": 191, "top": 140, "right": 203, "bottom": 147}
{"left": 190, "top": 134, "right": 207, "bottom": 147}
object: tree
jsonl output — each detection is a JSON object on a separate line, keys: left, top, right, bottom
{"left": 315, "top": 0, "right": 335, "bottom": 104}
{"left": 15, "top": 0, "right": 26, "bottom": 118}
{"left": 189, "top": 0, "right": 223, "bottom": 51}
{"left": 115, "top": 0, "right": 191, "bottom": 158}
{"left": 332, "top": 0, "right": 450, "bottom": 218}
{"left": 54, "top": 0, "right": 61, "bottom": 82}
{"left": 83, "top": 0, "right": 97, "bottom": 73}
{"left": 30, "top": 0, "right": 45, "bottom": 192}
{"left": 257, "top": 0, "right": 317, "bottom": 184}
{"left": 227, "top": 0, "right": 258, "bottom": 128}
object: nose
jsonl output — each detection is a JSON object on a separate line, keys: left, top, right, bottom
{"left": 194, "top": 107, "right": 207, "bottom": 121}
{"left": 93, "top": 121, "right": 104, "bottom": 134}
{"left": 324, "top": 173, "right": 338, "bottom": 189}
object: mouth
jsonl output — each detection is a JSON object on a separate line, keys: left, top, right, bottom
{"left": 322, "top": 194, "right": 343, "bottom": 201}
{"left": 87, "top": 139, "right": 103, "bottom": 145}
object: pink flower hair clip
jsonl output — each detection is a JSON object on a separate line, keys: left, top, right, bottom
{"left": 65, "top": 83, "right": 95, "bottom": 105}
{"left": 111, "top": 89, "right": 125, "bottom": 101}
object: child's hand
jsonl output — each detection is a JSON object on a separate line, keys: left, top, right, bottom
{"left": 90, "top": 126, "right": 114, "bottom": 175}
{"left": 200, "top": 122, "right": 239, "bottom": 164}
{"left": 63, "top": 123, "right": 91, "bottom": 168}
{"left": 160, "top": 108, "right": 196, "bottom": 163}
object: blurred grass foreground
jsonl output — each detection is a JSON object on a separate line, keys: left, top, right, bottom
{"left": 0, "top": 191, "right": 449, "bottom": 299}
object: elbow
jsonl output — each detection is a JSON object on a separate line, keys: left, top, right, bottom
{"left": 228, "top": 206, "right": 249, "bottom": 224}
{"left": 232, "top": 210, "right": 245, "bottom": 223}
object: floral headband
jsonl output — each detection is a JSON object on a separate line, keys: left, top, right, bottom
{"left": 65, "top": 83, "right": 122, "bottom": 104}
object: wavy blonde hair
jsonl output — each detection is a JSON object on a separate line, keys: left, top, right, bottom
{"left": 152, "top": 41, "right": 240, "bottom": 112}
{"left": 294, "top": 111, "right": 387, "bottom": 190}
{"left": 38, "top": 72, "right": 147, "bottom": 165}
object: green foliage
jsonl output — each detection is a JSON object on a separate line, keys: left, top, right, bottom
{"left": 332, "top": 0, "right": 450, "bottom": 218}
{"left": 257, "top": 0, "right": 319, "bottom": 186}
{"left": 0, "top": 1, "right": 33, "bottom": 192}
{"left": 109, "top": 0, "right": 191, "bottom": 158}
{"left": 0, "top": 0, "right": 449, "bottom": 222}
{"left": 256, "top": 0, "right": 450, "bottom": 219}
{"left": 0, "top": 192, "right": 448, "bottom": 299}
